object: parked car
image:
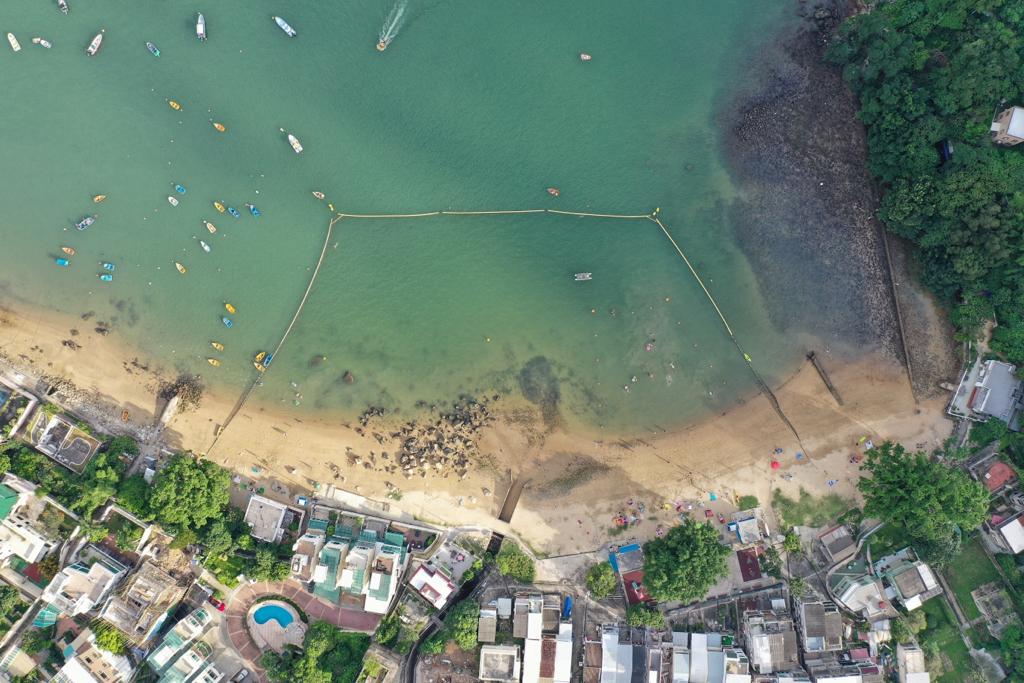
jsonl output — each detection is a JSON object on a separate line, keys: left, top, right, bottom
{"left": 208, "top": 597, "right": 226, "bottom": 612}
{"left": 232, "top": 668, "right": 250, "bottom": 682}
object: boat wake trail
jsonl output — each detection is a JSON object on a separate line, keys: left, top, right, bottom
{"left": 379, "top": 0, "right": 408, "bottom": 49}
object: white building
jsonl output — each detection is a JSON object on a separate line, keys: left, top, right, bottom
{"left": 998, "top": 514, "right": 1024, "bottom": 554}
{"left": 553, "top": 622, "right": 572, "bottom": 683}
{"left": 52, "top": 629, "right": 134, "bottom": 683}
{"left": 243, "top": 495, "right": 289, "bottom": 543}
{"left": 42, "top": 545, "right": 129, "bottom": 616}
{"left": 408, "top": 563, "right": 456, "bottom": 609}
{"left": 897, "top": 644, "right": 931, "bottom": 683}
{"left": 0, "top": 476, "right": 58, "bottom": 565}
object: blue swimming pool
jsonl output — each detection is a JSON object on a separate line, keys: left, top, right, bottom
{"left": 253, "top": 604, "right": 294, "bottom": 628}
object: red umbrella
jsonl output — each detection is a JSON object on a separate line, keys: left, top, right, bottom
{"left": 770, "top": 460, "right": 781, "bottom": 470}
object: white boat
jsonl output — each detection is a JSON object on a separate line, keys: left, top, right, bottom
{"left": 57, "top": 0, "right": 69, "bottom": 14}
{"left": 287, "top": 133, "right": 303, "bottom": 154}
{"left": 167, "top": 196, "right": 179, "bottom": 207}
{"left": 574, "top": 272, "right": 592, "bottom": 281}
{"left": 196, "top": 13, "right": 206, "bottom": 41}
{"left": 32, "top": 37, "right": 53, "bottom": 49}
{"left": 273, "top": 16, "right": 297, "bottom": 37}
{"left": 7, "top": 33, "right": 21, "bottom": 52}
{"left": 86, "top": 31, "right": 103, "bottom": 56}
{"left": 199, "top": 240, "right": 211, "bottom": 253}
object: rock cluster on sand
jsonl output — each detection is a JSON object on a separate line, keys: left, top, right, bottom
{"left": 351, "top": 396, "right": 496, "bottom": 481}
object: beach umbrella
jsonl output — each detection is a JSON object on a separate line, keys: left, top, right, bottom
{"left": 770, "top": 460, "right": 780, "bottom": 470}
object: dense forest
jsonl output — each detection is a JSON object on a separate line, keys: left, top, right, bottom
{"left": 826, "top": 0, "right": 1024, "bottom": 359}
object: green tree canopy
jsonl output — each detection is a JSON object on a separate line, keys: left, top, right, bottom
{"left": 1002, "top": 624, "right": 1024, "bottom": 680}
{"left": 642, "top": 519, "right": 730, "bottom": 604}
{"left": 495, "top": 541, "right": 535, "bottom": 583}
{"left": 586, "top": 562, "right": 618, "bottom": 599}
{"left": 827, "top": 0, "right": 1024, "bottom": 355}
{"left": 626, "top": 604, "right": 665, "bottom": 629}
{"left": 148, "top": 455, "right": 230, "bottom": 531}
{"left": 442, "top": 599, "right": 479, "bottom": 651}
{"left": 250, "top": 547, "right": 290, "bottom": 582}
{"left": 858, "top": 442, "right": 989, "bottom": 563}
{"left": 116, "top": 475, "right": 151, "bottom": 518}
{"left": 0, "top": 585, "right": 21, "bottom": 619}
{"left": 105, "top": 436, "right": 139, "bottom": 457}
{"left": 201, "top": 520, "right": 234, "bottom": 559}
{"left": 262, "top": 622, "right": 369, "bottom": 683}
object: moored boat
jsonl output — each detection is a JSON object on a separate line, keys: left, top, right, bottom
{"left": 547, "top": 187, "right": 560, "bottom": 197}
{"left": 175, "top": 262, "right": 186, "bottom": 274}
{"left": 210, "top": 341, "right": 224, "bottom": 351}
{"left": 55, "top": 257, "right": 69, "bottom": 267}
{"left": 574, "top": 272, "right": 592, "bottom": 281}
{"left": 579, "top": 52, "right": 592, "bottom": 62}
{"left": 99, "top": 273, "right": 113, "bottom": 282}
{"left": 207, "top": 358, "right": 220, "bottom": 367}
{"left": 86, "top": 30, "right": 103, "bottom": 56}
{"left": 224, "top": 303, "right": 236, "bottom": 314}
{"left": 212, "top": 122, "right": 226, "bottom": 132}
{"left": 227, "top": 206, "right": 241, "bottom": 219}
{"left": 254, "top": 351, "right": 266, "bottom": 364}
{"left": 57, "top": 0, "right": 69, "bottom": 14}
{"left": 280, "top": 129, "right": 303, "bottom": 153}
{"left": 245, "top": 203, "right": 261, "bottom": 217}
{"left": 92, "top": 194, "right": 106, "bottom": 203}
{"left": 61, "top": 246, "right": 75, "bottom": 256}
{"left": 32, "top": 38, "right": 53, "bottom": 49}
{"left": 101, "top": 262, "right": 115, "bottom": 271}
{"left": 196, "top": 13, "right": 207, "bottom": 41}
{"left": 168, "top": 99, "right": 182, "bottom": 111}
{"left": 273, "top": 16, "right": 297, "bottom": 37}
{"left": 167, "top": 196, "right": 179, "bottom": 207}
{"left": 146, "top": 41, "right": 160, "bottom": 56}
{"left": 199, "top": 240, "right": 211, "bottom": 253}
{"left": 75, "top": 214, "right": 97, "bottom": 231}
{"left": 222, "top": 316, "right": 233, "bottom": 328}
{"left": 174, "top": 184, "right": 186, "bottom": 194}
{"left": 213, "top": 201, "right": 225, "bottom": 213}
{"left": 253, "top": 361, "right": 267, "bottom": 373}
{"left": 7, "top": 33, "right": 21, "bottom": 52}
{"left": 203, "top": 220, "right": 217, "bottom": 234}
{"left": 312, "top": 191, "right": 325, "bottom": 200}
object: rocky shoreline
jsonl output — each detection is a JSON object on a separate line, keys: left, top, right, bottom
{"left": 719, "top": 0, "right": 957, "bottom": 396}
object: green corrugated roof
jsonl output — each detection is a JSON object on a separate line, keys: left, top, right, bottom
{"left": 308, "top": 519, "right": 328, "bottom": 531}
{"left": 367, "top": 570, "right": 393, "bottom": 600}
{"left": 359, "top": 529, "right": 378, "bottom": 543}
{"left": 383, "top": 531, "right": 406, "bottom": 547}
{"left": 0, "top": 484, "right": 19, "bottom": 520}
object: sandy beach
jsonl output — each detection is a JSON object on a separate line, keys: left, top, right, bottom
{"left": 0, "top": 296, "right": 953, "bottom": 556}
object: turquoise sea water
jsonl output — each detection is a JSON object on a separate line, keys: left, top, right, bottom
{"left": 0, "top": 0, "right": 795, "bottom": 433}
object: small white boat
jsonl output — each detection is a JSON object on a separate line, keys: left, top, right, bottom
{"left": 32, "top": 37, "right": 53, "bottom": 49}
{"left": 167, "top": 196, "right": 179, "bottom": 207}
{"left": 273, "top": 16, "right": 297, "bottom": 37}
{"left": 196, "top": 13, "right": 206, "bottom": 41}
{"left": 7, "top": 33, "right": 21, "bottom": 52}
{"left": 574, "top": 272, "right": 592, "bottom": 281}
{"left": 86, "top": 31, "right": 103, "bottom": 56}
{"left": 579, "top": 53, "right": 592, "bottom": 62}
{"left": 57, "top": 0, "right": 69, "bottom": 14}
{"left": 199, "top": 240, "right": 211, "bottom": 253}
{"left": 287, "top": 133, "right": 303, "bottom": 154}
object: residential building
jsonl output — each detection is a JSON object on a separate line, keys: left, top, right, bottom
{"left": 600, "top": 624, "right": 631, "bottom": 683}
{"left": 479, "top": 645, "right": 521, "bottom": 682}
{"left": 896, "top": 644, "right": 931, "bottom": 683}
{"left": 290, "top": 526, "right": 326, "bottom": 583}
{"left": 992, "top": 106, "right": 1024, "bottom": 146}
{"left": 312, "top": 527, "right": 408, "bottom": 613}
{"left": 962, "top": 360, "right": 1023, "bottom": 427}
{"left": 158, "top": 641, "right": 214, "bottom": 683}
{"left": 540, "top": 635, "right": 557, "bottom": 683}
{"left": 832, "top": 574, "right": 891, "bottom": 621}
{"left": 408, "top": 563, "right": 456, "bottom": 609}
{"left": 731, "top": 508, "right": 767, "bottom": 546}
{"left": 553, "top": 622, "right": 572, "bottom": 683}
{"left": 42, "top": 545, "right": 129, "bottom": 617}
{"left": 99, "top": 561, "right": 183, "bottom": 644}
{"left": 542, "top": 594, "right": 561, "bottom": 633}
{"left": 244, "top": 495, "right": 289, "bottom": 544}
{"left": 881, "top": 560, "right": 941, "bottom": 611}
{"left": 797, "top": 600, "right": 843, "bottom": 654}
{"left": 0, "top": 476, "right": 59, "bottom": 565}
{"left": 514, "top": 593, "right": 543, "bottom": 640}
{"left": 479, "top": 606, "right": 498, "bottom": 643}
{"left": 668, "top": 631, "right": 752, "bottom": 683}
{"left": 818, "top": 527, "right": 856, "bottom": 565}
{"left": 968, "top": 452, "right": 1019, "bottom": 496}
{"left": 996, "top": 514, "right": 1024, "bottom": 554}
{"left": 744, "top": 611, "right": 799, "bottom": 674}
{"left": 146, "top": 608, "right": 213, "bottom": 676}
{"left": 523, "top": 637, "right": 542, "bottom": 683}
{"left": 52, "top": 628, "right": 134, "bottom": 683}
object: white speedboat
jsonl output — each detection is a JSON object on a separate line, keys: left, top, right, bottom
{"left": 196, "top": 13, "right": 207, "bottom": 41}
{"left": 199, "top": 240, "right": 211, "bottom": 253}
{"left": 574, "top": 272, "right": 592, "bottom": 281}
{"left": 86, "top": 31, "right": 103, "bottom": 56}
{"left": 273, "top": 16, "right": 297, "bottom": 37}
{"left": 167, "top": 196, "right": 179, "bottom": 207}
{"left": 7, "top": 33, "right": 21, "bottom": 52}
{"left": 57, "top": 0, "right": 69, "bottom": 14}
{"left": 32, "top": 37, "right": 53, "bottom": 49}
{"left": 288, "top": 133, "right": 303, "bottom": 154}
